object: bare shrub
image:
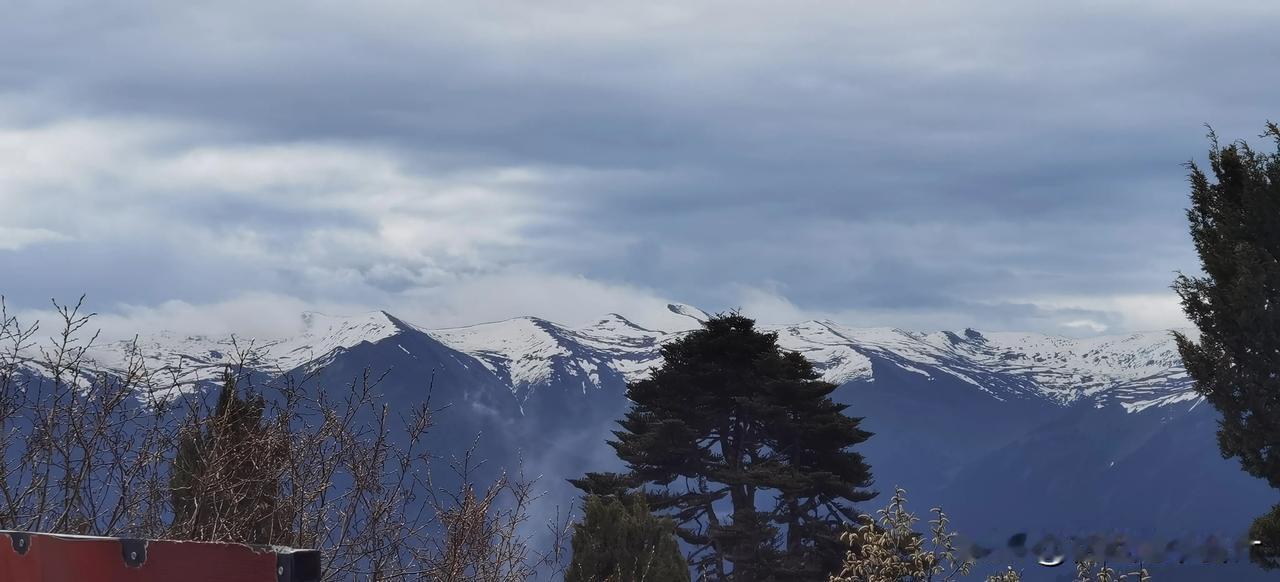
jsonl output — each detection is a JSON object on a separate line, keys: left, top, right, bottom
{"left": 829, "top": 487, "right": 974, "bottom": 582}
{"left": 417, "top": 454, "right": 563, "bottom": 581}
{"left": 1073, "top": 559, "right": 1151, "bottom": 582}
{"left": 830, "top": 487, "right": 1049, "bottom": 582}
{"left": 0, "top": 297, "right": 568, "bottom": 581}
{"left": 826, "top": 487, "right": 1158, "bottom": 582}
{"left": 984, "top": 566, "right": 1022, "bottom": 581}
{"left": 0, "top": 297, "right": 173, "bottom": 536}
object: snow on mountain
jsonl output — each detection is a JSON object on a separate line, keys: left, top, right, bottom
{"left": 666, "top": 302, "right": 710, "bottom": 324}
{"left": 570, "top": 314, "right": 670, "bottom": 382}
{"left": 81, "top": 310, "right": 409, "bottom": 392}
{"left": 772, "top": 320, "right": 876, "bottom": 384}
{"left": 429, "top": 317, "right": 574, "bottom": 392}
{"left": 277, "top": 310, "right": 407, "bottom": 370}
{"left": 772, "top": 322, "right": 1196, "bottom": 407}
{"left": 428, "top": 314, "right": 674, "bottom": 399}
{"left": 31, "top": 306, "right": 1262, "bottom": 581}
{"left": 427, "top": 312, "right": 1197, "bottom": 412}
{"left": 974, "top": 330, "right": 1195, "bottom": 411}
{"left": 69, "top": 306, "right": 1198, "bottom": 413}
{"left": 86, "top": 332, "right": 275, "bottom": 389}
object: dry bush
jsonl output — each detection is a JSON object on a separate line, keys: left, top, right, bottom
{"left": 0, "top": 297, "right": 569, "bottom": 581}
{"left": 1073, "top": 559, "right": 1150, "bottom": 582}
{"left": 829, "top": 487, "right": 1044, "bottom": 582}
{"left": 984, "top": 566, "right": 1022, "bottom": 581}
{"left": 417, "top": 455, "right": 567, "bottom": 581}
{"left": 0, "top": 297, "right": 172, "bottom": 536}
{"left": 823, "top": 485, "right": 1156, "bottom": 582}
{"left": 829, "top": 487, "right": 975, "bottom": 582}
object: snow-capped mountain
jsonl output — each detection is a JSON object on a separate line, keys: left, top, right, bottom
{"left": 86, "top": 310, "right": 408, "bottom": 392}
{"left": 773, "top": 322, "right": 1197, "bottom": 411}
{"left": 49, "top": 302, "right": 1273, "bottom": 580}
{"left": 429, "top": 314, "right": 672, "bottom": 401}
{"left": 79, "top": 304, "right": 1196, "bottom": 415}
{"left": 422, "top": 305, "right": 1199, "bottom": 415}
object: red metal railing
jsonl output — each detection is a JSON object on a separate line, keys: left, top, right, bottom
{"left": 0, "top": 530, "right": 320, "bottom": 581}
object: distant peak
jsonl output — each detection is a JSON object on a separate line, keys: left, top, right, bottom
{"left": 300, "top": 310, "right": 412, "bottom": 334}
{"left": 600, "top": 312, "right": 638, "bottom": 325}
{"left": 523, "top": 315, "right": 559, "bottom": 331}
{"left": 667, "top": 303, "right": 709, "bottom": 323}
{"left": 585, "top": 313, "right": 655, "bottom": 333}
{"left": 377, "top": 310, "right": 416, "bottom": 331}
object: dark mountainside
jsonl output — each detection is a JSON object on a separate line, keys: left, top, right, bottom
{"left": 61, "top": 307, "right": 1278, "bottom": 580}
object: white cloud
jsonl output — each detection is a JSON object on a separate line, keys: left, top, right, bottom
{"left": 391, "top": 271, "right": 691, "bottom": 331}
{"left": 1023, "top": 293, "right": 1190, "bottom": 333}
{"left": 8, "top": 272, "right": 694, "bottom": 342}
{"left": 0, "top": 118, "right": 542, "bottom": 246}
{"left": 1061, "top": 319, "right": 1109, "bottom": 334}
{"left": 5, "top": 275, "right": 1194, "bottom": 346}
{"left": 2, "top": 0, "right": 1261, "bottom": 337}
{"left": 730, "top": 285, "right": 818, "bottom": 325}
{"left": 12, "top": 292, "right": 361, "bottom": 343}
{"left": 0, "top": 115, "right": 1204, "bottom": 338}
{"left": 730, "top": 285, "right": 972, "bottom": 331}
{"left": 732, "top": 285, "right": 1192, "bottom": 337}
{"left": 0, "top": 227, "right": 70, "bottom": 251}
{"left": 0, "top": 117, "right": 634, "bottom": 295}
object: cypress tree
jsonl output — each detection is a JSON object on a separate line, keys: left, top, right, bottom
{"left": 573, "top": 313, "right": 875, "bottom": 581}
{"left": 566, "top": 494, "right": 691, "bottom": 582}
{"left": 1173, "top": 122, "right": 1280, "bottom": 568}
{"left": 170, "top": 373, "right": 287, "bottom": 544}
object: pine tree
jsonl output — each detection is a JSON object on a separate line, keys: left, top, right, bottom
{"left": 573, "top": 314, "right": 875, "bottom": 581}
{"left": 1248, "top": 505, "right": 1280, "bottom": 569}
{"left": 1173, "top": 122, "right": 1280, "bottom": 569}
{"left": 169, "top": 373, "right": 288, "bottom": 544}
{"left": 566, "top": 494, "right": 691, "bottom": 582}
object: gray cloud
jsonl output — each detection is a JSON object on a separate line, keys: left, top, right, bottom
{"left": 2, "top": 0, "right": 1277, "bottom": 335}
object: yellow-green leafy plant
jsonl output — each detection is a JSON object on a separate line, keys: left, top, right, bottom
{"left": 829, "top": 487, "right": 977, "bottom": 582}
{"left": 1074, "top": 559, "right": 1151, "bottom": 582}
{"left": 985, "top": 565, "right": 1022, "bottom": 581}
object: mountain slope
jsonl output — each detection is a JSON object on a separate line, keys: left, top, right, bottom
{"left": 84, "top": 306, "right": 1196, "bottom": 416}
{"left": 63, "top": 306, "right": 1270, "bottom": 579}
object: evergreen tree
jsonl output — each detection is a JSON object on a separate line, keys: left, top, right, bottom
{"left": 566, "top": 494, "right": 691, "bottom": 582}
{"left": 169, "top": 373, "right": 288, "bottom": 544}
{"left": 1249, "top": 504, "right": 1280, "bottom": 569}
{"left": 1173, "top": 122, "right": 1280, "bottom": 568}
{"left": 573, "top": 314, "right": 875, "bottom": 581}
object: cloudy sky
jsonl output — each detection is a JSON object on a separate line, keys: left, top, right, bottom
{"left": 2, "top": 0, "right": 1278, "bottom": 338}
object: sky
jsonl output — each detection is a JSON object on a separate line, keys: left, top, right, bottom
{"left": 2, "top": 0, "right": 1279, "bottom": 339}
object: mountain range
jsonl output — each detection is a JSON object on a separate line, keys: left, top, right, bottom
{"left": 53, "top": 303, "right": 1279, "bottom": 580}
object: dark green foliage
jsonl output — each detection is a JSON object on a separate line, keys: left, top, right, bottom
{"left": 1173, "top": 122, "right": 1280, "bottom": 568}
{"left": 169, "top": 373, "right": 289, "bottom": 545}
{"left": 566, "top": 494, "right": 691, "bottom": 582}
{"left": 574, "top": 314, "right": 875, "bottom": 581}
{"left": 1249, "top": 504, "right": 1280, "bottom": 570}
{"left": 571, "top": 472, "right": 640, "bottom": 499}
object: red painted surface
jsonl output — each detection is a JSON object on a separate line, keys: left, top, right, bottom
{"left": 0, "top": 532, "right": 286, "bottom": 581}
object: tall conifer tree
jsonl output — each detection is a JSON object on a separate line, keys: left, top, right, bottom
{"left": 566, "top": 493, "right": 690, "bottom": 582}
{"left": 1173, "top": 122, "right": 1280, "bottom": 568}
{"left": 573, "top": 314, "right": 875, "bottom": 580}
{"left": 170, "top": 373, "right": 287, "bottom": 544}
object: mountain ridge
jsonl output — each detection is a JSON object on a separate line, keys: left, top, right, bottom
{"left": 73, "top": 306, "right": 1200, "bottom": 414}
{"left": 17, "top": 305, "right": 1275, "bottom": 581}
